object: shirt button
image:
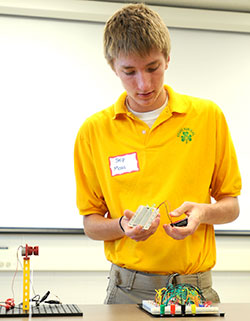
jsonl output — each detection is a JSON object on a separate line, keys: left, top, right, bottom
{"left": 142, "top": 130, "right": 146, "bottom": 134}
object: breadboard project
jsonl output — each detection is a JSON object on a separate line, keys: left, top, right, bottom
{"left": 141, "top": 300, "right": 224, "bottom": 317}
{"left": 128, "top": 205, "right": 159, "bottom": 230}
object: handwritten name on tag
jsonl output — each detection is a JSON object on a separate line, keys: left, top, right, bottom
{"left": 109, "top": 152, "right": 139, "bottom": 176}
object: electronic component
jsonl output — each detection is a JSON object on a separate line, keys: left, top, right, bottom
{"left": 171, "top": 218, "right": 188, "bottom": 227}
{"left": 0, "top": 304, "right": 83, "bottom": 317}
{"left": 129, "top": 202, "right": 188, "bottom": 230}
{"left": 128, "top": 205, "right": 159, "bottom": 230}
{"left": 157, "top": 200, "right": 188, "bottom": 227}
{"left": 140, "top": 283, "right": 225, "bottom": 317}
{"left": 141, "top": 300, "right": 225, "bottom": 317}
{"left": 21, "top": 244, "right": 39, "bottom": 311}
{"left": 0, "top": 299, "right": 15, "bottom": 311}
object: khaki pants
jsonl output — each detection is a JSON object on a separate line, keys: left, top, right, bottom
{"left": 104, "top": 264, "right": 220, "bottom": 304}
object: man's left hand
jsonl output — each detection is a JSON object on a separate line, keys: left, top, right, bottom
{"left": 163, "top": 201, "right": 205, "bottom": 240}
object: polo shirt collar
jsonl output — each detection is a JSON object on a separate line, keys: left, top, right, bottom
{"left": 113, "top": 92, "right": 128, "bottom": 119}
{"left": 112, "top": 85, "right": 188, "bottom": 119}
{"left": 164, "top": 85, "right": 189, "bottom": 114}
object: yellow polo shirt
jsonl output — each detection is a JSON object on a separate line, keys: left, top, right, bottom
{"left": 74, "top": 85, "right": 241, "bottom": 274}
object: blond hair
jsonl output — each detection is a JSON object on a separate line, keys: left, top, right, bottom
{"left": 104, "top": 3, "right": 171, "bottom": 69}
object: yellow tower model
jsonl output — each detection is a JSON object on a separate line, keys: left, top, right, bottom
{"left": 21, "top": 244, "right": 39, "bottom": 311}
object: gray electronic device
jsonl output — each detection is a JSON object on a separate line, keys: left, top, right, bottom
{"left": 128, "top": 205, "right": 159, "bottom": 230}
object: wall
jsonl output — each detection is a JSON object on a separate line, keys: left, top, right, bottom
{"left": 1, "top": 2, "right": 250, "bottom": 232}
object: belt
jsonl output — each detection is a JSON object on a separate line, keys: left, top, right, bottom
{"left": 111, "top": 264, "right": 212, "bottom": 291}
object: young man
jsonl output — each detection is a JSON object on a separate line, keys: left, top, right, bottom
{"left": 74, "top": 4, "right": 241, "bottom": 304}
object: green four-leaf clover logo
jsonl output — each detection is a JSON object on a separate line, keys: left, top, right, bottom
{"left": 177, "top": 128, "right": 195, "bottom": 144}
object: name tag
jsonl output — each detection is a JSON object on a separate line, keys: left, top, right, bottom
{"left": 109, "top": 152, "right": 139, "bottom": 176}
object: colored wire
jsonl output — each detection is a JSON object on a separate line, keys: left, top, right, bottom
{"left": 155, "top": 284, "right": 206, "bottom": 306}
{"left": 157, "top": 200, "right": 173, "bottom": 224}
{"left": 10, "top": 245, "right": 23, "bottom": 301}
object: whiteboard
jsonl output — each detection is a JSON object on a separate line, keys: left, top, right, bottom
{"left": 0, "top": 15, "right": 249, "bottom": 233}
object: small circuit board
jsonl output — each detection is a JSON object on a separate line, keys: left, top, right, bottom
{"left": 140, "top": 284, "right": 225, "bottom": 318}
{"left": 128, "top": 205, "right": 159, "bottom": 230}
{"left": 141, "top": 300, "right": 225, "bottom": 317}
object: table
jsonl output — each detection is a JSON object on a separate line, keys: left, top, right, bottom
{"left": 81, "top": 304, "right": 249, "bottom": 321}
{"left": 0, "top": 303, "right": 249, "bottom": 320}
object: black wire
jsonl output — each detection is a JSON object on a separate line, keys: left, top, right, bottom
{"left": 17, "top": 291, "right": 62, "bottom": 308}
{"left": 44, "top": 300, "right": 61, "bottom": 304}
{"left": 40, "top": 291, "right": 50, "bottom": 304}
{"left": 31, "top": 294, "right": 41, "bottom": 306}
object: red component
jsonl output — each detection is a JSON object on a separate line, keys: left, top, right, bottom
{"left": 33, "top": 246, "right": 39, "bottom": 255}
{"left": 22, "top": 244, "right": 39, "bottom": 258}
{"left": 170, "top": 304, "right": 176, "bottom": 315}
{"left": 204, "top": 301, "right": 212, "bottom": 307}
{"left": 2, "top": 298, "right": 15, "bottom": 311}
{"left": 0, "top": 304, "right": 10, "bottom": 311}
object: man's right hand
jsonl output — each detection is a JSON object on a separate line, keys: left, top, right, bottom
{"left": 120, "top": 209, "right": 160, "bottom": 242}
